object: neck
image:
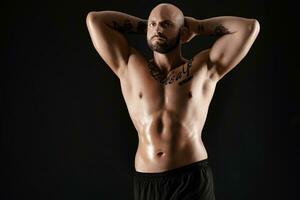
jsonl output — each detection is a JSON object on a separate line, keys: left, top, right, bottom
{"left": 152, "top": 47, "right": 186, "bottom": 73}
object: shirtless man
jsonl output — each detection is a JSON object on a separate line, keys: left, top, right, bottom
{"left": 86, "top": 3, "right": 260, "bottom": 200}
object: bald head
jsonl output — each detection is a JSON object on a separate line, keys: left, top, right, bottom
{"left": 148, "top": 3, "right": 185, "bottom": 28}
{"left": 147, "top": 3, "right": 186, "bottom": 54}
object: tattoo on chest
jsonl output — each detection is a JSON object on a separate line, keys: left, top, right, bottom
{"left": 147, "top": 59, "right": 193, "bottom": 86}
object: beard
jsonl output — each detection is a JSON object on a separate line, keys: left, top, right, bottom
{"left": 147, "top": 32, "right": 181, "bottom": 54}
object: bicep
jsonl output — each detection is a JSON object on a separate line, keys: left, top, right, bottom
{"left": 209, "top": 19, "right": 260, "bottom": 80}
{"left": 86, "top": 12, "right": 130, "bottom": 77}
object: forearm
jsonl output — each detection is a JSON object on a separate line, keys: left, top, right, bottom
{"left": 187, "top": 16, "right": 257, "bottom": 37}
{"left": 88, "top": 11, "right": 148, "bottom": 35}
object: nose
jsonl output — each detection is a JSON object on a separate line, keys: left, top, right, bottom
{"left": 155, "top": 24, "right": 163, "bottom": 34}
{"left": 156, "top": 32, "right": 163, "bottom": 38}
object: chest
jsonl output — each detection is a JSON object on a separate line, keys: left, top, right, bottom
{"left": 120, "top": 60, "right": 209, "bottom": 111}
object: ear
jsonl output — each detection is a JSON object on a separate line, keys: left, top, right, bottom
{"left": 179, "top": 26, "right": 189, "bottom": 43}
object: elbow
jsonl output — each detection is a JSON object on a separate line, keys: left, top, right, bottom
{"left": 243, "top": 19, "right": 260, "bottom": 40}
{"left": 86, "top": 11, "right": 106, "bottom": 23}
{"left": 86, "top": 11, "right": 109, "bottom": 29}
{"left": 86, "top": 11, "right": 99, "bottom": 23}
{"left": 250, "top": 19, "right": 260, "bottom": 37}
{"left": 86, "top": 12, "right": 96, "bottom": 29}
{"left": 86, "top": 11, "right": 96, "bottom": 25}
{"left": 86, "top": 11, "right": 94, "bottom": 20}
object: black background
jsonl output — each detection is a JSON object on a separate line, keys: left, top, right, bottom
{"left": 1, "top": 0, "right": 299, "bottom": 199}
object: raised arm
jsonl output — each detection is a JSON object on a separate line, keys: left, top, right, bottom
{"left": 184, "top": 16, "right": 260, "bottom": 81}
{"left": 86, "top": 11, "right": 147, "bottom": 78}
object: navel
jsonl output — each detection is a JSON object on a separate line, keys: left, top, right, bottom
{"left": 139, "top": 92, "right": 143, "bottom": 99}
{"left": 156, "top": 151, "right": 165, "bottom": 157}
{"left": 188, "top": 91, "right": 192, "bottom": 98}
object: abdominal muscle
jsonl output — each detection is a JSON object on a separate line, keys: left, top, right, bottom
{"left": 133, "top": 109, "right": 208, "bottom": 173}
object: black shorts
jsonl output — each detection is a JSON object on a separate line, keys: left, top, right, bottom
{"left": 133, "top": 159, "right": 216, "bottom": 200}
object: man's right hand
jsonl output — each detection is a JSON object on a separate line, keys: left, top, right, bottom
{"left": 182, "top": 17, "right": 198, "bottom": 44}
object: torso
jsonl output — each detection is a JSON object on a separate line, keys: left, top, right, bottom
{"left": 119, "top": 48, "right": 218, "bottom": 173}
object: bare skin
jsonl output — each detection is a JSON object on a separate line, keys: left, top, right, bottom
{"left": 86, "top": 3, "right": 260, "bottom": 173}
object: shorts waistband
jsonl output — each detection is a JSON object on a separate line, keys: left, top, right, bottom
{"left": 133, "top": 159, "right": 209, "bottom": 179}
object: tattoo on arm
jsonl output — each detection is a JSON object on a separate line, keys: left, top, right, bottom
{"left": 210, "top": 24, "right": 231, "bottom": 36}
{"left": 112, "top": 20, "right": 147, "bottom": 34}
{"left": 112, "top": 20, "right": 133, "bottom": 33}
{"left": 197, "top": 24, "right": 205, "bottom": 34}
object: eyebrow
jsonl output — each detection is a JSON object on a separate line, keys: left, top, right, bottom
{"left": 150, "top": 19, "right": 173, "bottom": 23}
{"left": 149, "top": 20, "right": 173, "bottom": 24}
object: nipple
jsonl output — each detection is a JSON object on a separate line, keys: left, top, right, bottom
{"left": 188, "top": 91, "right": 192, "bottom": 98}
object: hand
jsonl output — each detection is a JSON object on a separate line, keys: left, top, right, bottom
{"left": 182, "top": 17, "right": 198, "bottom": 44}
